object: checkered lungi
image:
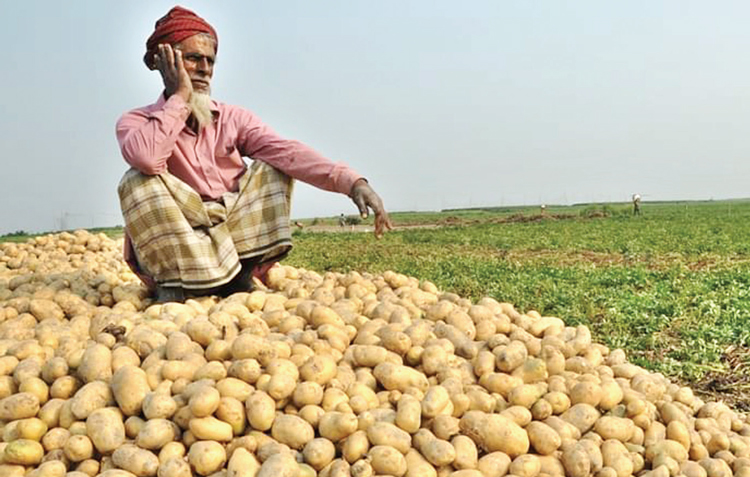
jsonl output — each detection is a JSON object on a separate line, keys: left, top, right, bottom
{"left": 118, "top": 161, "right": 293, "bottom": 290}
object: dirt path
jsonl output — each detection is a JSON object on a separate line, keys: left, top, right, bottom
{"left": 297, "top": 224, "right": 439, "bottom": 233}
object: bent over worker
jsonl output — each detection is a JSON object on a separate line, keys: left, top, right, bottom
{"left": 116, "top": 6, "right": 392, "bottom": 303}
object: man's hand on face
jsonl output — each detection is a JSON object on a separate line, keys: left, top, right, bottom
{"left": 349, "top": 179, "right": 394, "bottom": 238}
{"left": 154, "top": 44, "right": 192, "bottom": 102}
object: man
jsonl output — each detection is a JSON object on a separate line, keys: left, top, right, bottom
{"left": 117, "top": 6, "right": 392, "bottom": 303}
{"left": 632, "top": 194, "right": 642, "bottom": 216}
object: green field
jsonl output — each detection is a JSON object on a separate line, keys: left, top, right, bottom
{"left": 288, "top": 200, "right": 750, "bottom": 408}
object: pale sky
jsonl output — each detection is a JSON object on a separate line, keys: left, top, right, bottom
{"left": 2, "top": 1, "right": 750, "bottom": 234}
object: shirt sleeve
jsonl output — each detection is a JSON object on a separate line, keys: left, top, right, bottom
{"left": 116, "top": 95, "right": 191, "bottom": 175}
{"left": 233, "top": 107, "right": 363, "bottom": 195}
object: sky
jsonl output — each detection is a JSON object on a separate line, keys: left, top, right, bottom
{"left": 2, "top": 1, "right": 750, "bottom": 234}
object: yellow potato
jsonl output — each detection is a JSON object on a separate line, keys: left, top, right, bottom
{"left": 4, "top": 439, "right": 44, "bottom": 465}
{"left": 112, "top": 444, "right": 159, "bottom": 477}
{"left": 188, "top": 440, "right": 226, "bottom": 476}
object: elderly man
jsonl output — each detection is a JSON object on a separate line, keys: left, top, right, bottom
{"left": 117, "top": 6, "right": 392, "bottom": 303}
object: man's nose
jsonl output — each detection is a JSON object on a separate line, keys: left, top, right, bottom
{"left": 197, "top": 58, "right": 212, "bottom": 74}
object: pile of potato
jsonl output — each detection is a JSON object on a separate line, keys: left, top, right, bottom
{"left": 0, "top": 230, "right": 748, "bottom": 477}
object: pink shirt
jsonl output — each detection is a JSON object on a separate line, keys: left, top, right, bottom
{"left": 116, "top": 94, "right": 362, "bottom": 200}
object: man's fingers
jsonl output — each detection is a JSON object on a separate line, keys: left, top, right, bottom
{"left": 175, "top": 49, "right": 186, "bottom": 74}
{"left": 164, "top": 44, "right": 174, "bottom": 68}
{"left": 354, "top": 195, "right": 369, "bottom": 219}
{"left": 373, "top": 210, "right": 393, "bottom": 239}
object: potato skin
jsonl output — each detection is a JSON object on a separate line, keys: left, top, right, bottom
{"left": 112, "top": 444, "right": 160, "bottom": 477}
{"left": 86, "top": 408, "right": 125, "bottom": 454}
{"left": 459, "top": 411, "right": 529, "bottom": 457}
{"left": 112, "top": 365, "right": 150, "bottom": 417}
{"left": 188, "top": 441, "right": 227, "bottom": 476}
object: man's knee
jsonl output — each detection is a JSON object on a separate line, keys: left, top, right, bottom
{"left": 118, "top": 168, "right": 162, "bottom": 200}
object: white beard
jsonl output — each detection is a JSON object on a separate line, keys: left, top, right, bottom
{"left": 188, "top": 92, "right": 213, "bottom": 129}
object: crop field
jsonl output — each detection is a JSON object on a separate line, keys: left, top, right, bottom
{"left": 289, "top": 200, "right": 750, "bottom": 408}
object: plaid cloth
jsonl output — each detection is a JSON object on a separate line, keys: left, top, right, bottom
{"left": 118, "top": 161, "right": 293, "bottom": 290}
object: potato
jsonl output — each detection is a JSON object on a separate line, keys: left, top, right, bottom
{"left": 594, "top": 416, "right": 635, "bottom": 442}
{"left": 422, "top": 386, "right": 452, "bottom": 418}
{"left": 561, "top": 404, "right": 601, "bottom": 434}
{"left": 77, "top": 343, "right": 112, "bottom": 383}
{"left": 63, "top": 434, "right": 94, "bottom": 462}
{"left": 569, "top": 381, "right": 603, "bottom": 407}
{"left": 216, "top": 397, "right": 246, "bottom": 436}
{"left": 271, "top": 414, "right": 315, "bottom": 449}
{"left": 27, "top": 460, "right": 67, "bottom": 477}
{"left": 561, "top": 444, "right": 591, "bottom": 477}
{"left": 112, "top": 444, "right": 160, "bottom": 477}
{"left": 373, "top": 363, "right": 429, "bottom": 392}
{"left": 459, "top": 411, "right": 529, "bottom": 457}
{"left": 318, "top": 412, "right": 358, "bottom": 442}
{"left": 303, "top": 438, "right": 336, "bottom": 470}
{"left": 477, "top": 452, "right": 512, "bottom": 477}
{"left": 0, "top": 464, "right": 25, "bottom": 477}
{"left": 646, "top": 439, "right": 689, "bottom": 463}
{"left": 97, "top": 468, "right": 139, "bottom": 477}
{"left": 189, "top": 416, "right": 234, "bottom": 441}
{"left": 136, "top": 419, "right": 177, "bottom": 450}
{"left": 111, "top": 365, "right": 150, "bottom": 416}
{"left": 601, "top": 440, "right": 633, "bottom": 477}
{"left": 367, "top": 421, "right": 412, "bottom": 454}
{"left": 0, "top": 392, "right": 40, "bottom": 420}
{"left": 370, "top": 445, "right": 408, "bottom": 477}
{"left": 404, "top": 448, "right": 438, "bottom": 477}
{"left": 227, "top": 447, "right": 261, "bottom": 477}
{"left": 15, "top": 417, "right": 48, "bottom": 441}
{"left": 41, "top": 427, "right": 70, "bottom": 452}
{"left": 158, "top": 457, "right": 192, "bottom": 477}
{"left": 526, "top": 421, "right": 562, "bottom": 455}
{"left": 216, "top": 378, "right": 253, "bottom": 402}
{"left": 158, "top": 441, "right": 187, "bottom": 464}
{"left": 143, "top": 392, "right": 178, "bottom": 420}
{"left": 257, "top": 452, "right": 299, "bottom": 477}
{"left": 413, "top": 430, "right": 456, "bottom": 467}
{"left": 188, "top": 440, "right": 226, "bottom": 476}
{"left": 71, "top": 381, "right": 113, "bottom": 419}
{"left": 228, "top": 359, "right": 262, "bottom": 384}
{"left": 293, "top": 381, "right": 324, "bottom": 408}
{"left": 246, "top": 391, "right": 276, "bottom": 431}
{"left": 300, "top": 355, "right": 338, "bottom": 385}
{"left": 509, "top": 454, "right": 542, "bottom": 477}
{"left": 452, "top": 435, "right": 478, "bottom": 470}
{"left": 86, "top": 407, "right": 125, "bottom": 454}
{"left": 4, "top": 439, "right": 44, "bottom": 465}
{"left": 341, "top": 430, "right": 370, "bottom": 464}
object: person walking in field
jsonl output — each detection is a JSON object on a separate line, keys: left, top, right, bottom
{"left": 632, "top": 194, "right": 642, "bottom": 216}
{"left": 116, "top": 6, "right": 392, "bottom": 303}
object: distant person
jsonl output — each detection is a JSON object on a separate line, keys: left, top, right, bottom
{"left": 116, "top": 7, "right": 392, "bottom": 303}
{"left": 339, "top": 213, "right": 347, "bottom": 228}
{"left": 540, "top": 204, "right": 547, "bottom": 216}
{"left": 632, "top": 194, "right": 642, "bottom": 216}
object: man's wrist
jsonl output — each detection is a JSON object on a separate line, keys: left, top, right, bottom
{"left": 349, "top": 178, "right": 368, "bottom": 196}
